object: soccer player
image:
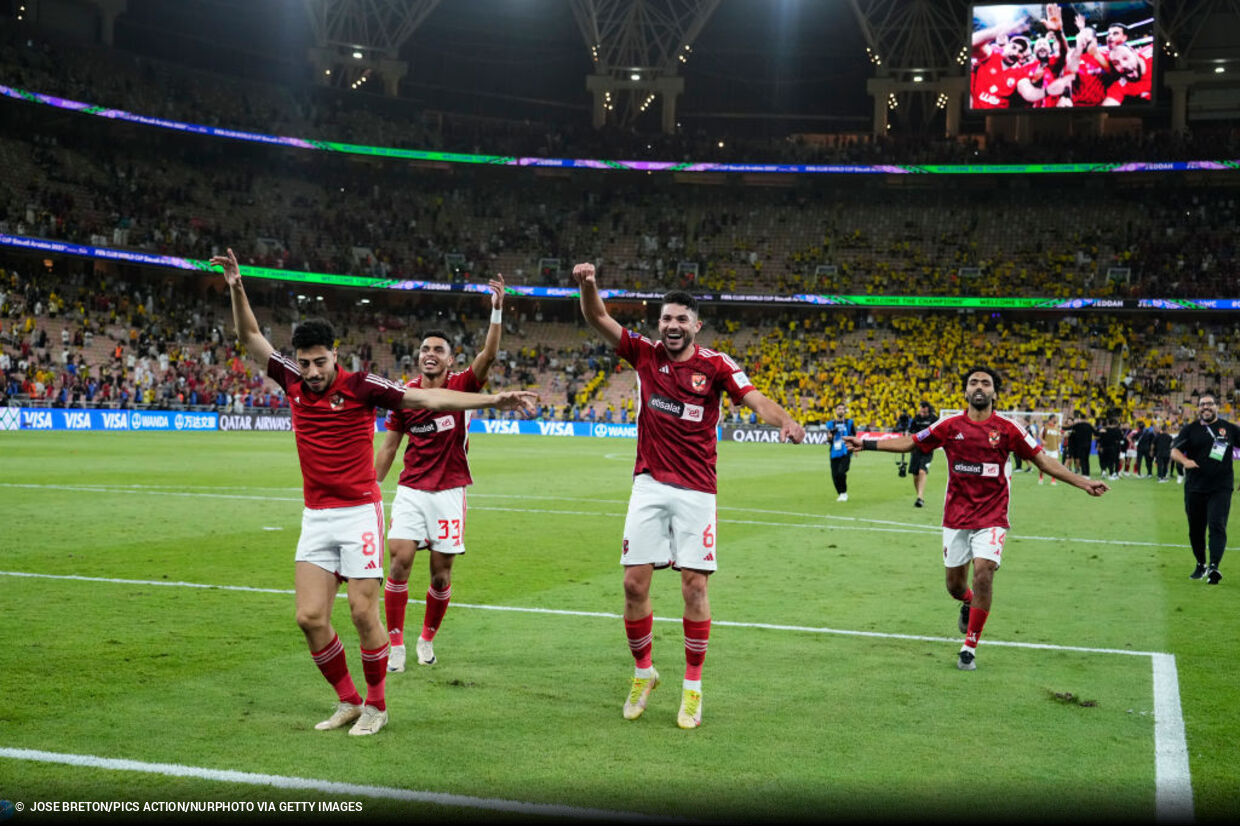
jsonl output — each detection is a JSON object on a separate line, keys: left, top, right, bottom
{"left": 907, "top": 401, "right": 938, "bottom": 507}
{"left": 970, "top": 28, "right": 1046, "bottom": 110}
{"left": 1101, "top": 44, "right": 1152, "bottom": 106}
{"left": 1170, "top": 393, "right": 1240, "bottom": 585}
{"left": 846, "top": 368, "right": 1107, "bottom": 671}
{"left": 1038, "top": 414, "right": 1062, "bottom": 485}
{"left": 571, "top": 261, "right": 805, "bottom": 728}
{"left": 212, "top": 249, "right": 536, "bottom": 736}
{"left": 376, "top": 275, "right": 506, "bottom": 672}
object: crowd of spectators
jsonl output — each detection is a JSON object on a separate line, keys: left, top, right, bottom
{"left": 3, "top": 108, "right": 1239, "bottom": 301}
{"left": 3, "top": 27, "right": 1240, "bottom": 301}
{"left": 4, "top": 260, "right": 1236, "bottom": 435}
{"left": 3, "top": 24, "right": 1238, "bottom": 431}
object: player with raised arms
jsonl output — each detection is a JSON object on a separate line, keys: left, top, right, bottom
{"left": 846, "top": 367, "right": 1107, "bottom": 671}
{"left": 572, "top": 261, "right": 804, "bottom": 728}
{"left": 213, "top": 249, "right": 536, "bottom": 736}
{"left": 376, "top": 275, "right": 507, "bottom": 672}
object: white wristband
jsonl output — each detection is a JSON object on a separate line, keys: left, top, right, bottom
{"left": 491, "top": 308, "right": 503, "bottom": 324}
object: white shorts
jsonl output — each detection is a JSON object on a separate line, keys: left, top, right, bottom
{"left": 942, "top": 526, "right": 1007, "bottom": 569}
{"left": 296, "top": 501, "right": 386, "bottom": 579}
{"left": 621, "top": 474, "right": 717, "bottom": 572}
{"left": 388, "top": 485, "right": 468, "bottom": 554}
{"left": 1125, "top": 449, "right": 1137, "bottom": 459}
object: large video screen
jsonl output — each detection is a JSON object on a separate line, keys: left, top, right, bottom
{"left": 969, "top": 2, "right": 1156, "bottom": 111}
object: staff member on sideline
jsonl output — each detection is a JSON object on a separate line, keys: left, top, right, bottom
{"left": 1170, "top": 393, "right": 1240, "bottom": 584}
{"left": 827, "top": 403, "right": 857, "bottom": 502}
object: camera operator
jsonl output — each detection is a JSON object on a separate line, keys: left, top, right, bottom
{"left": 906, "top": 401, "right": 939, "bottom": 508}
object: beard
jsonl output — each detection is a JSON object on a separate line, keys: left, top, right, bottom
{"left": 968, "top": 392, "right": 992, "bottom": 412}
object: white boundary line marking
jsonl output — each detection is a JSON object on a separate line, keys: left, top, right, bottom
{"left": 0, "top": 568, "right": 1195, "bottom": 820}
{"left": 1152, "top": 654, "right": 1195, "bottom": 822}
{"left": 0, "top": 747, "right": 681, "bottom": 822}
{"left": 0, "top": 482, "right": 1196, "bottom": 549}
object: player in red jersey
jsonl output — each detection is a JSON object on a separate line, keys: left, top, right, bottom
{"left": 971, "top": 31, "right": 1046, "bottom": 110}
{"left": 572, "top": 261, "right": 804, "bottom": 729}
{"left": 1102, "top": 44, "right": 1152, "bottom": 105}
{"left": 375, "top": 275, "right": 506, "bottom": 672}
{"left": 213, "top": 249, "right": 536, "bottom": 736}
{"left": 846, "top": 367, "right": 1107, "bottom": 671}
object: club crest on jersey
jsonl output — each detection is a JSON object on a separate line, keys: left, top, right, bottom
{"left": 988, "top": 429, "right": 1001, "bottom": 447}
{"left": 691, "top": 373, "right": 708, "bottom": 392}
{"left": 330, "top": 393, "right": 345, "bottom": 411}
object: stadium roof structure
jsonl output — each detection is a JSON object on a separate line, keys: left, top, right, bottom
{"left": 47, "top": 0, "right": 1233, "bottom": 134}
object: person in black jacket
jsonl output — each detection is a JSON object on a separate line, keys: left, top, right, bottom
{"left": 1066, "top": 412, "right": 1098, "bottom": 478}
{"left": 1170, "top": 393, "right": 1240, "bottom": 584}
{"left": 906, "top": 401, "right": 939, "bottom": 507}
{"left": 1098, "top": 417, "right": 1125, "bottom": 480}
{"left": 1136, "top": 421, "right": 1156, "bottom": 478}
{"left": 1154, "top": 423, "right": 1174, "bottom": 482}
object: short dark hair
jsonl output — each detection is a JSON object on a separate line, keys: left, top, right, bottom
{"left": 962, "top": 366, "right": 1002, "bottom": 395}
{"left": 918, "top": 400, "right": 933, "bottom": 412}
{"left": 420, "top": 330, "right": 452, "bottom": 347}
{"left": 291, "top": 318, "right": 335, "bottom": 351}
{"left": 660, "top": 291, "right": 698, "bottom": 315}
{"left": 1010, "top": 36, "right": 1030, "bottom": 53}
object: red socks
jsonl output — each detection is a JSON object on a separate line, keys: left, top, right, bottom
{"left": 683, "top": 617, "right": 711, "bottom": 681}
{"left": 624, "top": 613, "right": 654, "bottom": 669}
{"left": 421, "top": 585, "right": 451, "bottom": 642}
{"left": 359, "top": 644, "right": 389, "bottom": 711}
{"left": 965, "top": 606, "right": 990, "bottom": 649}
{"left": 958, "top": 588, "right": 974, "bottom": 605}
{"left": 383, "top": 578, "right": 409, "bottom": 647}
{"left": 310, "top": 634, "right": 362, "bottom": 706}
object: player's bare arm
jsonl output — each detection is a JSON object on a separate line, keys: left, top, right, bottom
{"left": 211, "top": 247, "right": 274, "bottom": 365}
{"left": 1016, "top": 77, "right": 1047, "bottom": 103}
{"left": 374, "top": 429, "right": 404, "bottom": 483}
{"left": 1031, "top": 450, "right": 1109, "bottom": 495}
{"left": 844, "top": 433, "right": 915, "bottom": 454}
{"left": 739, "top": 390, "right": 805, "bottom": 444}
{"left": 471, "top": 273, "right": 505, "bottom": 381}
{"left": 401, "top": 386, "right": 538, "bottom": 416}
{"left": 572, "top": 262, "right": 622, "bottom": 349}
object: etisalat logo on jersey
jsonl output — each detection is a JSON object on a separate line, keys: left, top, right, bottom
{"left": 648, "top": 394, "right": 704, "bottom": 423}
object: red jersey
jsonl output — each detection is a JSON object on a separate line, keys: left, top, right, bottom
{"left": 617, "top": 329, "right": 755, "bottom": 494}
{"left": 384, "top": 368, "right": 481, "bottom": 491}
{"left": 1104, "top": 64, "right": 1151, "bottom": 104}
{"left": 1071, "top": 53, "right": 1108, "bottom": 106}
{"left": 913, "top": 412, "right": 1042, "bottom": 530}
{"left": 268, "top": 352, "right": 406, "bottom": 509}
{"left": 972, "top": 48, "right": 1036, "bottom": 109}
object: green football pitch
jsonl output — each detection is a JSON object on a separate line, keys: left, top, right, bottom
{"left": 1, "top": 432, "right": 1237, "bottom": 823}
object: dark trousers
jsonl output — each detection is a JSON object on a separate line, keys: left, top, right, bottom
{"left": 1073, "top": 446, "right": 1092, "bottom": 478}
{"left": 1185, "top": 488, "right": 1232, "bottom": 568}
{"left": 830, "top": 454, "right": 850, "bottom": 495}
{"left": 1140, "top": 453, "right": 1154, "bottom": 476}
{"left": 1100, "top": 450, "right": 1118, "bottom": 476}
{"left": 1156, "top": 454, "right": 1171, "bottom": 479}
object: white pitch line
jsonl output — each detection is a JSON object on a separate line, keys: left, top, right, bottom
{"left": 0, "top": 747, "right": 681, "bottom": 822}
{"left": 0, "top": 569, "right": 1194, "bottom": 819}
{"left": 0, "top": 570, "right": 1165, "bottom": 657}
{"left": 0, "top": 483, "right": 1194, "bottom": 549}
{"left": 1152, "top": 654, "right": 1195, "bottom": 822}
